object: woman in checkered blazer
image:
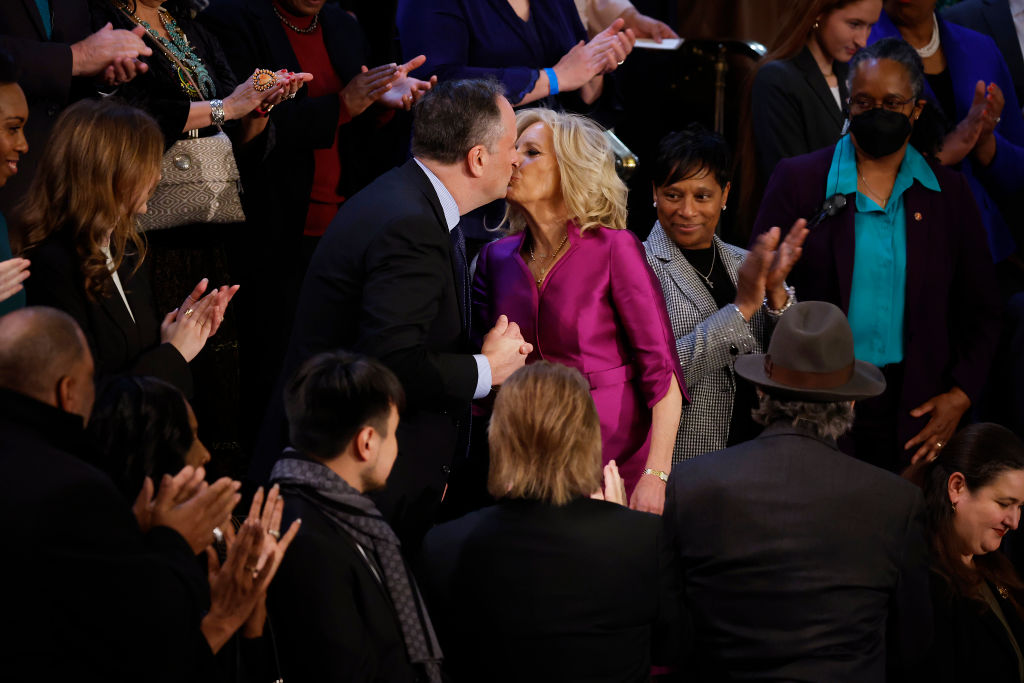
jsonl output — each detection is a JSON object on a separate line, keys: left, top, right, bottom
{"left": 644, "top": 125, "right": 806, "bottom": 462}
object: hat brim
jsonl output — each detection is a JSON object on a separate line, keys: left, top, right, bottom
{"left": 734, "top": 354, "right": 886, "bottom": 402}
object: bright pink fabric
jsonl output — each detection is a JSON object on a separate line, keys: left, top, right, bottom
{"left": 474, "top": 223, "right": 688, "bottom": 494}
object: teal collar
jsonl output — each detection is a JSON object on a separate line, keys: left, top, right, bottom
{"left": 825, "top": 134, "right": 940, "bottom": 212}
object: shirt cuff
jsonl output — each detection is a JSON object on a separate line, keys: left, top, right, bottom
{"left": 473, "top": 354, "right": 492, "bottom": 399}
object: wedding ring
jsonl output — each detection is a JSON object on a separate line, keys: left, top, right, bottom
{"left": 252, "top": 68, "right": 277, "bottom": 92}
{"left": 268, "top": 529, "right": 281, "bottom": 540}
{"left": 617, "top": 60, "right": 624, "bottom": 65}
{"left": 212, "top": 526, "right": 224, "bottom": 544}
{"left": 183, "top": 308, "right": 194, "bottom": 318}
{"left": 936, "top": 441, "right": 945, "bottom": 449}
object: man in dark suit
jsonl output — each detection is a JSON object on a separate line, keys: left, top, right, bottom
{"left": 255, "top": 79, "right": 530, "bottom": 549}
{"left": 0, "top": 306, "right": 250, "bottom": 680}
{"left": 269, "top": 350, "right": 442, "bottom": 682}
{"left": 0, "top": 0, "right": 151, "bottom": 213}
{"left": 663, "top": 301, "right": 932, "bottom": 682}
{"left": 944, "top": 0, "right": 1024, "bottom": 105}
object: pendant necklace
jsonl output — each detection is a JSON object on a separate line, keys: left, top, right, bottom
{"left": 528, "top": 231, "right": 568, "bottom": 287}
{"left": 693, "top": 245, "right": 716, "bottom": 289}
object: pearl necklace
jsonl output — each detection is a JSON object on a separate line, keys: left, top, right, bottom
{"left": 273, "top": 4, "right": 320, "bottom": 34}
{"left": 916, "top": 14, "right": 941, "bottom": 59}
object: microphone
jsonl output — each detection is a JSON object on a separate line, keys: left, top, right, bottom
{"left": 805, "top": 193, "right": 847, "bottom": 230}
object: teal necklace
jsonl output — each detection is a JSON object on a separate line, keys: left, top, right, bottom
{"left": 117, "top": 2, "right": 215, "bottom": 100}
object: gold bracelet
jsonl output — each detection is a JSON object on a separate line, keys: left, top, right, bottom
{"left": 643, "top": 468, "right": 669, "bottom": 483}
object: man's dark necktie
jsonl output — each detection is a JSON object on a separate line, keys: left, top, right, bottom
{"left": 450, "top": 223, "right": 470, "bottom": 334}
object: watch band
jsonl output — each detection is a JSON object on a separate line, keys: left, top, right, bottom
{"left": 643, "top": 468, "right": 669, "bottom": 483}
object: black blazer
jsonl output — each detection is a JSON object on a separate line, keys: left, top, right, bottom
{"left": 25, "top": 233, "right": 192, "bottom": 395}
{"left": 923, "top": 572, "right": 1024, "bottom": 683}
{"left": 418, "top": 497, "right": 687, "bottom": 682}
{"left": 0, "top": 0, "right": 94, "bottom": 214}
{"left": 254, "top": 160, "right": 477, "bottom": 547}
{"left": 664, "top": 422, "right": 932, "bottom": 682}
{"left": 0, "top": 388, "right": 212, "bottom": 681}
{"left": 944, "top": 0, "right": 1024, "bottom": 106}
{"left": 268, "top": 488, "right": 421, "bottom": 683}
{"left": 751, "top": 46, "right": 850, "bottom": 186}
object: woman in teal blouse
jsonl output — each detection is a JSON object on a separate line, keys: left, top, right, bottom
{"left": 0, "top": 50, "right": 30, "bottom": 316}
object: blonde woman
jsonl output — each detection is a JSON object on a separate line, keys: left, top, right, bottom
{"left": 472, "top": 108, "right": 685, "bottom": 514}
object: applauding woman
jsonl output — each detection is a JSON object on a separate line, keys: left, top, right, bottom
{"left": 645, "top": 125, "right": 806, "bottom": 461}
{"left": 473, "top": 108, "right": 684, "bottom": 513}
{"left": 16, "top": 99, "right": 236, "bottom": 396}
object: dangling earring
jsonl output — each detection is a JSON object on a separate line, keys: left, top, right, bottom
{"left": 952, "top": 502, "right": 957, "bottom": 513}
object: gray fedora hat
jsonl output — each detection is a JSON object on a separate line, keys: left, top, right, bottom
{"left": 734, "top": 301, "right": 886, "bottom": 402}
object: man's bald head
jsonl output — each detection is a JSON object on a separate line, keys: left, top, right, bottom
{"left": 0, "top": 307, "right": 94, "bottom": 419}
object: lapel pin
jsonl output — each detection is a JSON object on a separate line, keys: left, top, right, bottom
{"left": 913, "top": 212, "right": 923, "bottom": 221}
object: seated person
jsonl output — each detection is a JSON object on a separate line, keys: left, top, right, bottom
{"left": 920, "top": 422, "right": 1024, "bottom": 682}
{"left": 663, "top": 301, "right": 932, "bottom": 681}
{"left": 419, "top": 361, "right": 684, "bottom": 682}
{"left": 268, "top": 350, "right": 443, "bottom": 683}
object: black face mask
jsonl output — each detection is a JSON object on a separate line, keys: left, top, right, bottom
{"left": 849, "top": 108, "right": 913, "bottom": 158}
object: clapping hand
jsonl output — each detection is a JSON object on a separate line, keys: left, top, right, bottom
{"left": 591, "top": 460, "right": 628, "bottom": 506}
{"left": 938, "top": 81, "right": 1000, "bottom": 166}
{"left": 379, "top": 55, "right": 436, "bottom": 111}
{"left": 0, "top": 257, "right": 30, "bottom": 303}
{"left": 586, "top": 18, "right": 636, "bottom": 74}
{"left": 341, "top": 63, "right": 401, "bottom": 117}
{"left": 258, "top": 69, "right": 314, "bottom": 111}
{"left": 140, "top": 465, "right": 242, "bottom": 555}
{"left": 175, "top": 278, "right": 240, "bottom": 336}
{"left": 620, "top": 7, "right": 678, "bottom": 42}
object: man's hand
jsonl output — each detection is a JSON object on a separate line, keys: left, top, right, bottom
{"left": 71, "top": 23, "right": 152, "bottom": 78}
{"left": 482, "top": 314, "right": 533, "bottom": 386}
{"left": 905, "top": 387, "right": 971, "bottom": 464}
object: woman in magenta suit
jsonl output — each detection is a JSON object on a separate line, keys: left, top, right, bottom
{"left": 473, "top": 108, "right": 686, "bottom": 514}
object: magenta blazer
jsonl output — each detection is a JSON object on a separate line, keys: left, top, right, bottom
{"left": 473, "top": 223, "right": 688, "bottom": 493}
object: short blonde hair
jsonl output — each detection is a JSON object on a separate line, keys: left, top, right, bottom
{"left": 487, "top": 362, "right": 602, "bottom": 505}
{"left": 504, "top": 108, "right": 627, "bottom": 235}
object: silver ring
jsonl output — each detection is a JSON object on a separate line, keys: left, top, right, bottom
{"left": 617, "top": 60, "right": 624, "bottom": 65}
{"left": 212, "top": 526, "right": 224, "bottom": 544}
{"left": 287, "top": 92, "right": 296, "bottom": 99}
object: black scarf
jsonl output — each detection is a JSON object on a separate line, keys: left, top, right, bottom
{"left": 270, "top": 455, "right": 443, "bottom": 683}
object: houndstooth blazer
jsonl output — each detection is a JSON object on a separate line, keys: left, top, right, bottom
{"left": 644, "top": 222, "right": 781, "bottom": 462}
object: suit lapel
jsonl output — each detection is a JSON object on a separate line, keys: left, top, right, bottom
{"left": 647, "top": 223, "right": 718, "bottom": 317}
{"left": 253, "top": 2, "right": 303, "bottom": 73}
{"left": 98, "top": 273, "right": 139, "bottom": 346}
{"left": 21, "top": 0, "right": 47, "bottom": 39}
{"left": 794, "top": 48, "right": 844, "bottom": 127}
{"left": 902, "top": 184, "right": 928, "bottom": 342}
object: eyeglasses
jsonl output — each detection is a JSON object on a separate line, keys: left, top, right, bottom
{"left": 848, "top": 95, "right": 917, "bottom": 113}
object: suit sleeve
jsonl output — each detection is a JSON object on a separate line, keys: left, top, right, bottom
{"left": 947, "top": 171, "right": 1000, "bottom": 403}
{"left": 470, "top": 240, "right": 494, "bottom": 350}
{"left": 397, "top": 0, "right": 541, "bottom": 103}
{"left": 970, "top": 36, "right": 1024, "bottom": 196}
{"left": 751, "top": 63, "right": 812, "bottom": 184}
{"left": 358, "top": 214, "right": 478, "bottom": 405}
{"left": 0, "top": 36, "right": 73, "bottom": 103}
{"left": 885, "top": 491, "right": 933, "bottom": 681}
{"left": 609, "top": 230, "right": 688, "bottom": 405}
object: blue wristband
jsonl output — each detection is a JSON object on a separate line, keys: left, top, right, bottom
{"left": 544, "top": 67, "right": 559, "bottom": 96}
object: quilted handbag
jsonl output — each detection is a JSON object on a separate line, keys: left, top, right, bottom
{"left": 137, "top": 130, "right": 246, "bottom": 232}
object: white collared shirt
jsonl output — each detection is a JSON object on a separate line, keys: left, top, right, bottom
{"left": 413, "top": 158, "right": 492, "bottom": 399}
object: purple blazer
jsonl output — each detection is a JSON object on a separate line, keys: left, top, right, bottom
{"left": 752, "top": 146, "right": 1001, "bottom": 458}
{"left": 473, "top": 223, "right": 688, "bottom": 493}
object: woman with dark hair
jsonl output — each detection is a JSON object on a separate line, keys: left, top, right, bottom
{"left": 643, "top": 124, "right": 807, "bottom": 461}
{"left": 17, "top": 98, "right": 236, "bottom": 395}
{"left": 0, "top": 49, "right": 30, "bottom": 316}
{"left": 921, "top": 422, "right": 1024, "bottom": 682}
{"left": 751, "top": 37, "right": 1001, "bottom": 472}
{"left": 739, "top": 0, "right": 883, "bottom": 219}
{"left": 88, "top": 375, "right": 209, "bottom": 501}
{"left": 870, "top": 0, "right": 1024, "bottom": 268}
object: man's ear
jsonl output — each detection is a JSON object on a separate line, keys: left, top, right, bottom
{"left": 353, "top": 424, "right": 378, "bottom": 463}
{"left": 466, "top": 144, "right": 487, "bottom": 179}
{"left": 55, "top": 375, "right": 73, "bottom": 413}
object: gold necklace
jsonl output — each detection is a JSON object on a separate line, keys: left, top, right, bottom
{"left": 528, "top": 231, "right": 568, "bottom": 287}
{"left": 859, "top": 172, "right": 892, "bottom": 206}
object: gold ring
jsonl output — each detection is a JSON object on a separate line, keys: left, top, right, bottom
{"left": 245, "top": 564, "right": 258, "bottom": 573}
{"left": 936, "top": 441, "right": 944, "bottom": 449}
{"left": 252, "top": 69, "right": 277, "bottom": 92}
{"left": 268, "top": 529, "right": 281, "bottom": 540}
{"left": 183, "top": 308, "right": 194, "bottom": 318}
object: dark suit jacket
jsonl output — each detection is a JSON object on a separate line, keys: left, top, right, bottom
{"left": 255, "top": 160, "right": 477, "bottom": 547}
{"left": 418, "top": 497, "right": 686, "bottom": 682}
{"left": 0, "top": 0, "right": 94, "bottom": 214}
{"left": 751, "top": 46, "right": 850, "bottom": 187}
{"left": 752, "top": 145, "right": 1001, "bottom": 459}
{"left": 665, "top": 421, "right": 932, "bottom": 682}
{"left": 0, "top": 388, "right": 212, "bottom": 681}
{"left": 25, "top": 233, "right": 192, "bottom": 395}
{"left": 268, "top": 487, "right": 421, "bottom": 683}
{"left": 923, "top": 573, "right": 1024, "bottom": 683}
{"left": 944, "top": 0, "right": 1024, "bottom": 111}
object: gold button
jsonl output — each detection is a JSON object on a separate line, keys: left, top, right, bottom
{"left": 914, "top": 212, "right": 922, "bottom": 221}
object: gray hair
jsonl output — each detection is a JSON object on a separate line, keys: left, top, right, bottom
{"left": 411, "top": 79, "right": 506, "bottom": 164}
{"left": 751, "top": 394, "right": 856, "bottom": 441}
{"left": 847, "top": 37, "right": 925, "bottom": 99}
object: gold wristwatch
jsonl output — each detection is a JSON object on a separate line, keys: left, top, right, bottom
{"left": 643, "top": 468, "right": 669, "bottom": 483}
